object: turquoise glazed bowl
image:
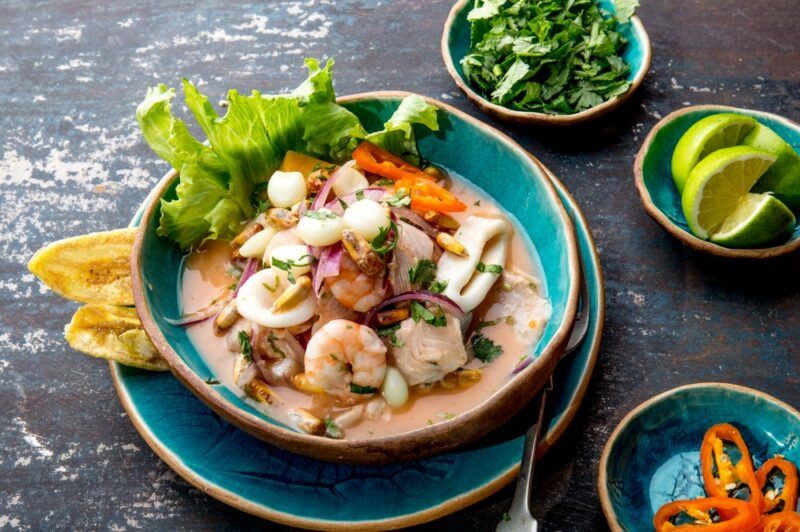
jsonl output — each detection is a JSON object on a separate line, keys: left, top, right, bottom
{"left": 635, "top": 105, "right": 800, "bottom": 259}
{"left": 598, "top": 383, "right": 800, "bottom": 532}
{"left": 131, "top": 91, "right": 580, "bottom": 465}
{"left": 441, "top": 0, "right": 651, "bottom": 126}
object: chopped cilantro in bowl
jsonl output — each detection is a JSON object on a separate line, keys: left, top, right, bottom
{"left": 460, "top": 0, "right": 639, "bottom": 116}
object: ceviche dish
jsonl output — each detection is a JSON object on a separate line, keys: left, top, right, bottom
{"left": 135, "top": 59, "right": 552, "bottom": 440}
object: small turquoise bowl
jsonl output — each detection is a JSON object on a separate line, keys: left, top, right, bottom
{"left": 131, "top": 91, "right": 580, "bottom": 465}
{"left": 441, "top": 0, "right": 651, "bottom": 126}
{"left": 598, "top": 383, "right": 800, "bottom": 531}
{"left": 635, "top": 105, "right": 800, "bottom": 259}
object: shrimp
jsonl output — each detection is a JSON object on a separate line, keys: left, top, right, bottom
{"left": 324, "top": 253, "right": 387, "bottom": 312}
{"left": 304, "top": 319, "right": 387, "bottom": 399}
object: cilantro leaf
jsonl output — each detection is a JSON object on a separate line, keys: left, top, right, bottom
{"left": 238, "top": 331, "right": 253, "bottom": 362}
{"left": 476, "top": 262, "right": 504, "bottom": 274}
{"left": 350, "top": 383, "right": 378, "bottom": 394}
{"left": 471, "top": 331, "right": 503, "bottom": 363}
{"left": 410, "top": 301, "right": 447, "bottom": 327}
{"left": 408, "top": 259, "right": 438, "bottom": 288}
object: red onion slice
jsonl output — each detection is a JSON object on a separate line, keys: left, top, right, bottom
{"left": 512, "top": 356, "right": 535, "bottom": 374}
{"left": 233, "top": 258, "right": 258, "bottom": 296}
{"left": 364, "top": 290, "right": 465, "bottom": 326}
{"left": 312, "top": 160, "right": 354, "bottom": 210}
{"left": 391, "top": 207, "right": 437, "bottom": 237}
{"left": 326, "top": 187, "right": 388, "bottom": 215}
{"left": 312, "top": 242, "right": 343, "bottom": 296}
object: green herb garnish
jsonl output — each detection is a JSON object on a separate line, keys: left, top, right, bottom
{"left": 303, "top": 209, "right": 338, "bottom": 220}
{"left": 262, "top": 277, "right": 279, "bottom": 292}
{"left": 476, "top": 262, "right": 503, "bottom": 274}
{"left": 271, "top": 254, "right": 315, "bottom": 284}
{"left": 204, "top": 377, "right": 220, "bottom": 385}
{"left": 338, "top": 198, "right": 349, "bottom": 210}
{"left": 385, "top": 188, "right": 411, "bottom": 208}
{"left": 461, "top": 0, "right": 636, "bottom": 115}
{"left": 410, "top": 301, "right": 447, "bottom": 327}
{"left": 350, "top": 383, "right": 378, "bottom": 394}
{"left": 238, "top": 331, "right": 253, "bottom": 362}
{"left": 471, "top": 331, "right": 503, "bottom": 363}
{"left": 475, "top": 316, "right": 507, "bottom": 330}
{"left": 408, "top": 259, "right": 437, "bottom": 288}
{"left": 376, "top": 323, "right": 405, "bottom": 348}
{"left": 429, "top": 280, "right": 448, "bottom": 294}
{"left": 375, "top": 178, "right": 394, "bottom": 186}
{"left": 355, "top": 189, "right": 365, "bottom": 201}
{"left": 371, "top": 221, "right": 399, "bottom": 256}
{"left": 267, "top": 331, "right": 285, "bottom": 358}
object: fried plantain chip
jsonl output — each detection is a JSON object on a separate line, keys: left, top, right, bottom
{"left": 64, "top": 304, "right": 168, "bottom": 371}
{"left": 28, "top": 228, "right": 136, "bottom": 305}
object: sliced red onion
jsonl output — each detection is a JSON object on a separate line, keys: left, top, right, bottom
{"left": 391, "top": 207, "right": 437, "bottom": 237}
{"left": 512, "top": 356, "right": 535, "bottom": 374}
{"left": 312, "top": 242, "right": 343, "bottom": 296}
{"left": 312, "top": 160, "right": 355, "bottom": 210}
{"left": 326, "top": 187, "right": 388, "bottom": 215}
{"left": 364, "top": 290, "right": 465, "bottom": 326}
{"left": 233, "top": 258, "right": 259, "bottom": 296}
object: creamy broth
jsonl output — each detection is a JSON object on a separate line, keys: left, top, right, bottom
{"left": 180, "top": 172, "right": 551, "bottom": 439}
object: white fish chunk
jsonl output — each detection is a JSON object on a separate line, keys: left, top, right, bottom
{"left": 484, "top": 270, "right": 551, "bottom": 346}
{"left": 388, "top": 220, "right": 435, "bottom": 293}
{"left": 389, "top": 316, "right": 467, "bottom": 385}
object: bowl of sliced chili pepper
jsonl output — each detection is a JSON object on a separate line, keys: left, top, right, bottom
{"left": 598, "top": 383, "right": 800, "bottom": 531}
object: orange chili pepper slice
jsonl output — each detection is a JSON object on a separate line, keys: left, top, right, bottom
{"left": 352, "top": 141, "right": 430, "bottom": 182}
{"left": 700, "top": 423, "right": 765, "bottom": 515}
{"left": 396, "top": 175, "right": 467, "bottom": 214}
{"left": 760, "top": 511, "right": 800, "bottom": 532}
{"left": 757, "top": 458, "right": 799, "bottom": 514}
{"left": 653, "top": 497, "right": 760, "bottom": 531}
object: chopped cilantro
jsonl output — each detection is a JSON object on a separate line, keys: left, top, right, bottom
{"left": 410, "top": 301, "right": 447, "bottom": 327}
{"left": 238, "top": 331, "right": 253, "bottom": 362}
{"left": 267, "top": 332, "right": 285, "bottom": 358}
{"left": 204, "top": 377, "right": 220, "bottom": 385}
{"left": 502, "top": 512, "right": 511, "bottom": 522}
{"left": 262, "top": 277, "right": 279, "bottom": 292}
{"left": 371, "top": 221, "right": 399, "bottom": 256}
{"left": 355, "top": 189, "right": 365, "bottom": 201}
{"left": 476, "top": 262, "right": 503, "bottom": 274}
{"left": 437, "top": 412, "right": 456, "bottom": 420}
{"left": 408, "top": 259, "right": 437, "bottom": 288}
{"left": 476, "top": 316, "right": 507, "bottom": 330}
{"left": 461, "top": 0, "right": 636, "bottom": 115}
{"left": 337, "top": 197, "right": 349, "bottom": 210}
{"left": 474, "top": 200, "right": 481, "bottom": 207}
{"left": 271, "top": 254, "right": 315, "bottom": 284}
{"left": 385, "top": 188, "right": 411, "bottom": 208}
{"left": 350, "top": 383, "right": 378, "bottom": 394}
{"left": 471, "top": 331, "right": 503, "bottom": 363}
{"left": 374, "top": 178, "right": 394, "bottom": 186}
{"left": 376, "top": 323, "right": 405, "bottom": 348}
{"left": 429, "top": 280, "right": 448, "bottom": 294}
{"left": 323, "top": 417, "right": 342, "bottom": 439}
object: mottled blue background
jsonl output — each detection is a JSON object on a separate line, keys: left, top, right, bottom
{"left": 1, "top": 0, "right": 799, "bottom": 530}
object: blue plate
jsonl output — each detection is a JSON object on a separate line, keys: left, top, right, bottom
{"left": 111, "top": 166, "right": 603, "bottom": 530}
{"left": 599, "top": 383, "right": 800, "bottom": 531}
{"left": 442, "top": 0, "right": 651, "bottom": 126}
{"left": 635, "top": 104, "right": 800, "bottom": 258}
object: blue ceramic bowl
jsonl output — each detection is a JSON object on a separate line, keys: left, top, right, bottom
{"left": 441, "top": 0, "right": 651, "bottom": 126}
{"left": 635, "top": 105, "right": 800, "bottom": 259}
{"left": 599, "top": 383, "right": 800, "bottom": 531}
{"left": 131, "top": 91, "right": 580, "bottom": 465}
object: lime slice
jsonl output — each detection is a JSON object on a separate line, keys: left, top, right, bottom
{"left": 671, "top": 113, "right": 757, "bottom": 193}
{"left": 682, "top": 145, "right": 776, "bottom": 239}
{"left": 743, "top": 123, "right": 800, "bottom": 213}
{"left": 710, "top": 193, "right": 795, "bottom": 247}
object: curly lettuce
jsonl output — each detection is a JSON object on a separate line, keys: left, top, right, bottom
{"left": 136, "top": 58, "right": 439, "bottom": 250}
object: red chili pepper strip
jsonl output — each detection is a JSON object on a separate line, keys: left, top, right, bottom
{"left": 653, "top": 497, "right": 760, "bottom": 531}
{"left": 396, "top": 176, "right": 467, "bottom": 214}
{"left": 760, "top": 511, "right": 800, "bottom": 532}
{"left": 700, "top": 423, "right": 765, "bottom": 514}
{"left": 757, "top": 458, "right": 799, "bottom": 514}
{"left": 352, "top": 141, "right": 430, "bottom": 182}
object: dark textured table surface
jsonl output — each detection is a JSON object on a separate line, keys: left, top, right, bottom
{"left": 2, "top": 0, "right": 799, "bottom": 530}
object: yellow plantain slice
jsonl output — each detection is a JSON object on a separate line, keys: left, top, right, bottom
{"left": 28, "top": 228, "right": 136, "bottom": 305}
{"left": 64, "top": 304, "right": 168, "bottom": 371}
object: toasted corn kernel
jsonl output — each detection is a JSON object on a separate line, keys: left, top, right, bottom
{"left": 231, "top": 223, "right": 264, "bottom": 248}
{"left": 436, "top": 232, "right": 468, "bottom": 257}
{"left": 423, "top": 210, "right": 460, "bottom": 231}
{"left": 341, "top": 229, "right": 384, "bottom": 276}
{"left": 266, "top": 208, "right": 299, "bottom": 229}
{"left": 376, "top": 307, "right": 410, "bottom": 326}
{"left": 292, "top": 373, "right": 325, "bottom": 394}
{"left": 307, "top": 167, "right": 331, "bottom": 193}
{"left": 441, "top": 369, "right": 482, "bottom": 390}
{"left": 214, "top": 299, "right": 239, "bottom": 332}
{"left": 244, "top": 378, "right": 273, "bottom": 404}
{"left": 422, "top": 165, "right": 448, "bottom": 181}
{"left": 272, "top": 276, "right": 312, "bottom": 313}
{"left": 290, "top": 408, "right": 323, "bottom": 435}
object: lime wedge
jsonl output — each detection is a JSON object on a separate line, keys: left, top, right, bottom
{"left": 743, "top": 123, "right": 800, "bottom": 213}
{"left": 710, "top": 193, "right": 795, "bottom": 247}
{"left": 682, "top": 145, "right": 776, "bottom": 239}
{"left": 671, "top": 113, "right": 757, "bottom": 193}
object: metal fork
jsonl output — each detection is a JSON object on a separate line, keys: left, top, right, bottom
{"left": 496, "top": 250, "right": 591, "bottom": 532}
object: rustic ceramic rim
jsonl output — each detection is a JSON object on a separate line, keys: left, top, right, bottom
{"left": 597, "top": 382, "right": 800, "bottom": 532}
{"left": 129, "top": 90, "right": 581, "bottom": 465}
{"left": 441, "top": 0, "right": 651, "bottom": 126}
{"left": 112, "top": 156, "right": 602, "bottom": 531}
{"left": 634, "top": 104, "right": 800, "bottom": 259}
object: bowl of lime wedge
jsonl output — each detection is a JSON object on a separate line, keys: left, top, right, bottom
{"left": 635, "top": 105, "right": 800, "bottom": 259}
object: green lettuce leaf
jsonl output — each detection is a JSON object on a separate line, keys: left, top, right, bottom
{"left": 365, "top": 94, "right": 440, "bottom": 165}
